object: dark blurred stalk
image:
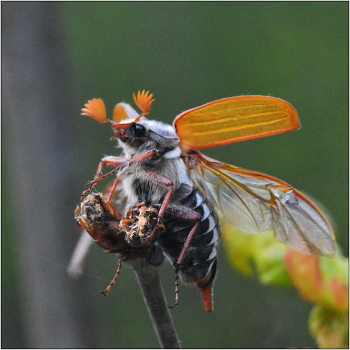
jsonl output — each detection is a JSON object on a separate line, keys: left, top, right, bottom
{"left": 129, "top": 258, "right": 181, "bottom": 348}
{"left": 2, "top": 3, "right": 98, "bottom": 347}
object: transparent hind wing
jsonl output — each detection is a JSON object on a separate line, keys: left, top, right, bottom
{"left": 190, "top": 152, "right": 336, "bottom": 257}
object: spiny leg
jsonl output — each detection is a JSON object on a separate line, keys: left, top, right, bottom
{"left": 101, "top": 260, "right": 123, "bottom": 296}
{"left": 159, "top": 204, "right": 202, "bottom": 309}
{"left": 106, "top": 177, "right": 120, "bottom": 203}
{"left": 170, "top": 220, "right": 200, "bottom": 309}
{"left": 82, "top": 165, "right": 122, "bottom": 200}
{"left": 82, "top": 150, "right": 158, "bottom": 200}
{"left": 168, "top": 266, "right": 180, "bottom": 309}
{"left": 175, "top": 220, "right": 201, "bottom": 266}
{"left": 94, "top": 156, "right": 126, "bottom": 180}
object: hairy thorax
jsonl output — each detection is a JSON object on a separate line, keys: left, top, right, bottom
{"left": 120, "top": 155, "right": 193, "bottom": 209}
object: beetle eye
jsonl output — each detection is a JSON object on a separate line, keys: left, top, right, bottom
{"left": 133, "top": 123, "right": 146, "bottom": 138}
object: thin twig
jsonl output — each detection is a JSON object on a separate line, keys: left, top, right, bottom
{"left": 128, "top": 257, "right": 182, "bottom": 349}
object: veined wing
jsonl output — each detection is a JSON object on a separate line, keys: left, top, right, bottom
{"left": 189, "top": 152, "right": 336, "bottom": 257}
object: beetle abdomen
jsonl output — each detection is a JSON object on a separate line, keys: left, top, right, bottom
{"left": 158, "top": 185, "right": 221, "bottom": 284}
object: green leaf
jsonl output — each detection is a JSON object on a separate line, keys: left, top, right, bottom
{"left": 222, "top": 222, "right": 292, "bottom": 286}
{"left": 309, "top": 305, "right": 349, "bottom": 349}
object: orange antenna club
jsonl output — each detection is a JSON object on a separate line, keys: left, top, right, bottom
{"left": 133, "top": 90, "right": 154, "bottom": 116}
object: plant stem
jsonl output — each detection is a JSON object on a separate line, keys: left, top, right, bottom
{"left": 129, "top": 258, "right": 182, "bottom": 348}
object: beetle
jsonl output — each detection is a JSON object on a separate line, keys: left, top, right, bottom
{"left": 76, "top": 90, "right": 336, "bottom": 312}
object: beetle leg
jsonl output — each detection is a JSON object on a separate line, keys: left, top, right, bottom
{"left": 104, "top": 177, "right": 119, "bottom": 203}
{"left": 141, "top": 170, "right": 174, "bottom": 242}
{"left": 82, "top": 157, "right": 125, "bottom": 199}
{"left": 82, "top": 150, "right": 158, "bottom": 200}
{"left": 153, "top": 204, "right": 202, "bottom": 310}
{"left": 160, "top": 204, "right": 202, "bottom": 266}
{"left": 168, "top": 266, "right": 180, "bottom": 309}
{"left": 101, "top": 260, "right": 123, "bottom": 296}
{"left": 169, "top": 206, "right": 215, "bottom": 312}
{"left": 94, "top": 156, "right": 127, "bottom": 180}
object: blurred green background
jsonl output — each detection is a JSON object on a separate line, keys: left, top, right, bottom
{"left": 2, "top": 2, "right": 348, "bottom": 348}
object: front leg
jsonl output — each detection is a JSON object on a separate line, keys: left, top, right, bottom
{"left": 82, "top": 150, "right": 159, "bottom": 200}
{"left": 82, "top": 156, "right": 126, "bottom": 199}
{"left": 94, "top": 156, "right": 126, "bottom": 180}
